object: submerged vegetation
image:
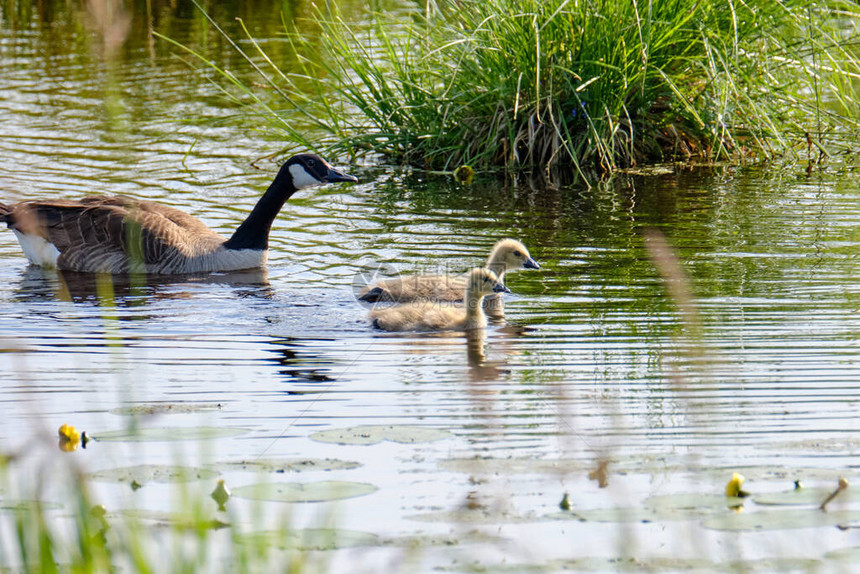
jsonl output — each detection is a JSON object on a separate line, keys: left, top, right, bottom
{"left": 175, "top": 0, "right": 860, "bottom": 179}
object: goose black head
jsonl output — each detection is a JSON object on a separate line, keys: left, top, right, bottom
{"left": 284, "top": 153, "right": 358, "bottom": 191}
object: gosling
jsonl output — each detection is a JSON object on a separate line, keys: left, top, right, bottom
{"left": 370, "top": 268, "right": 510, "bottom": 332}
{"left": 359, "top": 239, "right": 539, "bottom": 313}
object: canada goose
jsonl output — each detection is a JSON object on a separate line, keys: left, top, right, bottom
{"left": 0, "top": 154, "right": 357, "bottom": 274}
{"left": 358, "top": 238, "right": 538, "bottom": 315}
{"left": 370, "top": 268, "right": 510, "bottom": 332}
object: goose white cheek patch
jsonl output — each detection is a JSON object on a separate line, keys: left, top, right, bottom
{"left": 289, "top": 164, "right": 324, "bottom": 190}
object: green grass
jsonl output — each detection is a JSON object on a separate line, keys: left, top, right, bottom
{"left": 0, "top": 454, "right": 320, "bottom": 573}
{"left": 172, "top": 0, "right": 860, "bottom": 180}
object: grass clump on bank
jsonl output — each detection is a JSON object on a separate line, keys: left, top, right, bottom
{"left": 179, "top": 0, "right": 860, "bottom": 179}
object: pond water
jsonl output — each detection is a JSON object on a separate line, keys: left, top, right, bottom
{"left": 1, "top": 1, "right": 859, "bottom": 571}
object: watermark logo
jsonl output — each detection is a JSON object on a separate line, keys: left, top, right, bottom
{"left": 352, "top": 259, "right": 401, "bottom": 307}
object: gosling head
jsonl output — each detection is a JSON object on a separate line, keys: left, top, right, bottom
{"left": 489, "top": 238, "right": 540, "bottom": 273}
{"left": 283, "top": 153, "right": 358, "bottom": 191}
{"left": 466, "top": 267, "right": 511, "bottom": 297}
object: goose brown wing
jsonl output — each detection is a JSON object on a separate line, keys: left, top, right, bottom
{"left": 6, "top": 197, "right": 223, "bottom": 271}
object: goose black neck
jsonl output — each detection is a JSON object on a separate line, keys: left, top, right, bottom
{"left": 224, "top": 170, "right": 297, "bottom": 251}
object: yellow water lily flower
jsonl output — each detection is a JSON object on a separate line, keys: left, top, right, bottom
{"left": 58, "top": 440, "right": 77, "bottom": 452}
{"left": 725, "top": 472, "right": 749, "bottom": 498}
{"left": 58, "top": 423, "right": 80, "bottom": 442}
{"left": 58, "top": 424, "right": 81, "bottom": 452}
{"left": 455, "top": 165, "right": 475, "bottom": 185}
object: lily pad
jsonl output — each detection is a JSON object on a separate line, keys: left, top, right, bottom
{"left": 550, "top": 493, "right": 749, "bottom": 523}
{"left": 214, "top": 458, "right": 361, "bottom": 473}
{"left": 231, "top": 480, "right": 377, "bottom": 503}
{"left": 721, "top": 558, "right": 823, "bottom": 572}
{"left": 548, "top": 507, "right": 660, "bottom": 523}
{"left": 439, "top": 457, "right": 591, "bottom": 475}
{"left": 643, "top": 493, "right": 747, "bottom": 513}
{"left": 240, "top": 528, "right": 379, "bottom": 550}
{"left": 753, "top": 486, "right": 855, "bottom": 506}
{"left": 310, "top": 425, "right": 451, "bottom": 445}
{"left": 564, "top": 557, "right": 716, "bottom": 572}
{"left": 92, "top": 426, "right": 250, "bottom": 442}
{"left": 89, "top": 464, "right": 218, "bottom": 484}
{"left": 702, "top": 508, "right": 860, "bottom": 531}
{"left": 383, "top": 533, "right": 462, "bottom": 548}
{"left": 110, "top": 403, "right": 222, "bottom": 416}
{"left": 714, "top": 466, "right": 856, "bottom": 482}
{"left": 0, "top": 500, "right": 64, "bottom": 512}
{"left": 773, "top": 437, "right": 860, "bottom": 452}
{"left": 407, "top": 508, "right": 543, "bottom": 524}
{"left": 435, "top": 557, "right": 717, "bottom": 572}
{"left": 438, "top": 555, "right": 824, "bottom": 573}
{"left": 824, "top": 546, "right": 860, "bottom": 561}
{"left": 113, "top": 508, "right": 228, "bottom": 529}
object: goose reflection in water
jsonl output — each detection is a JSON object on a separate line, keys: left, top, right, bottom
{"left": 465, "top": 329, "right": 508, "bottom": 382}
{"left": 371, "top": 324, "right": 529, "bottom": 384}
{"left": 266, "top": 338, "right": 338, "bottom": 388}
{"left": 12, "top": 266, "right": 273, "bottom": 306}
{"left": 466, "top": 324, "right": 534, "bottom": 383}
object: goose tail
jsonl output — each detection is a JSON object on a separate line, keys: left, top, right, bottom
{"left": 359, "top": 286, "right": 386, "bottom": 303}
{"left": 0, "top": 203, "right": 12, "bottom": 224}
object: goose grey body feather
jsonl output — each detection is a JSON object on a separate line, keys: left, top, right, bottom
{"left": 1, "top": 197, "right": 251, "bottom": 274}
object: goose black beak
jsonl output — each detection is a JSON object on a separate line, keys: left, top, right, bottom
{"left": 523, "top": 257, "right": 540, "bottom": 270}
{"left": 493, "top": 283, "right": 512, "bottom": 294}
{"left": 324, "top": 166, "right": 358, "bottom": 184}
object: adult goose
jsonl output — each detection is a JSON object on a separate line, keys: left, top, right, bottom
{"left": 0, "top": 154, "right": 357, "bottom": 274}
{"left": 359, "top": 238, "right": 539, "bottom": 317}
{"left": 370, "top": 268, "right": 510, "bottom": 332}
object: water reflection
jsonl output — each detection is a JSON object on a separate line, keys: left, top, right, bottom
{"left": 267, "top": 337, "right": 338, "bottom": 386}
{"left": 465, "top": 329, "right": 508, "bottom": 383}
{"left": 12, "top": 266, "right": 272, "bottom": 306}
{"left": 367, "top": 325, "right": 531, "bottom": 385}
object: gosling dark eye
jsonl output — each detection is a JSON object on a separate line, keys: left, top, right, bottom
{"left": 513, "top": 251, "right": 521, "bottom": 257}
{"left": 483, "top": 277, "right": 489, "bottom": 282}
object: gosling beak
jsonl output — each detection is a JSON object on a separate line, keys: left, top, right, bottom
{"left": 493, "top": 282, "right": 512, "bottom": 294}
{"left": 523, "top": 257, "right": 541, "bottom": 270}
{"left": 324, "top": 166, "right": 358, "bottom": 184}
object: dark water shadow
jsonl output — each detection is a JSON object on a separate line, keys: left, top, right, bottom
{"left": 266, "top": 337, "right": 340, "bottom": 388}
